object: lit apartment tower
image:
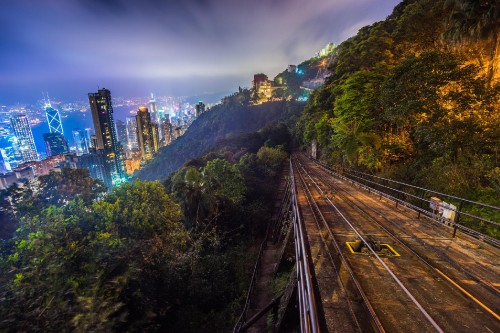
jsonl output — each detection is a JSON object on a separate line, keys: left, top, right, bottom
{"left": 43, "top": 133, "right": 69, "bottom": 156}
{"left": 73, "top": 129, "right": 90, "bottom": 155}
{"left": 10, "top": 115, "right": 38, "bottom": 162}
{"left": 149, "top": 93, "right": 159, "bottom": 124}
{"left": 135, "top": 107, "right": 158, "bottom": 161}
{"left": 126, "top": 117, "right": 138, "bottom": 150}
{"left": 152, "top": 123, "right": 159, "bottom": 152}
{"left": 162, "top": 116, "right": 173, "bottom": 146}
{"left": 88, "top": 88, "right": 125, "bottom": 187}
{"left": 44, "top": 98, "right": 64, "bottom": 135}
{"left": 195, "top": 101, "right": 205, "bottom": 117}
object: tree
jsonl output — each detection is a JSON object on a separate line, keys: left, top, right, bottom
{"left": 172, "top": 159, "right": 246, "bottom": 228}
{"left": 256, "top": 146, "right": 288, "bottom": 176}
{"left": 37, "top": 168, "right": 106, "bottom": 206}
{"left": 443, "top": 0, "right": 499, "bottom": 85}
{"left": 1, "top": 181, "right": 189, "bottom": 332}
{"left": 381, "top": 51, "right": 496, "bottom": 161}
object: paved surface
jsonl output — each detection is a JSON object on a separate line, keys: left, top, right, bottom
{"left": 292, "top": 153, "right": 500, "bottom": 333}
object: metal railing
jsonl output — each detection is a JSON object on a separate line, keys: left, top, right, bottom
{"left": 311, "top": 157, "right": 500, "bottom": 246}
{"left": 290, "top": 159, "right": 321, "bottom": 333}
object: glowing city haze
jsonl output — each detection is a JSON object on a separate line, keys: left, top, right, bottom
{"left": 0, "top": 0, "right": 401, "bottom": 103}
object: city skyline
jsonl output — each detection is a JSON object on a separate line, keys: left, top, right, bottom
{"left": 0, "top": 0, "right": 401, "bottom": 104}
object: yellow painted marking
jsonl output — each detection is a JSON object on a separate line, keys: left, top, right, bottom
{"left": 434, "top": 268, "right": 500, "bottom": 321}
{"left": 346, "top": 242, "right": 357, "bottom": 254}
{"left": 346, "top": 242, "right": 400, "bottom": 256}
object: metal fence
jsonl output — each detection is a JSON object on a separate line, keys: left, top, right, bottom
{"left": 313, "top": 158, "right": 500, "bottom": 246}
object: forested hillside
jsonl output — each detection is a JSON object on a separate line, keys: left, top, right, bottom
{"left": 298, "top": 0, "right": 499, "bottom": 205}
{"left": 136, "top": 92, "right": 303, "bottom": 181}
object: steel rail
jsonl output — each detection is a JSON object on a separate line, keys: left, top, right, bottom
{"left": 289, "top": 159, "right": 321, "bottom": 333}
{"left": 303, "top": 157, "right": 500, "bottom": 320}
{"left": 304, "top": 161, "right": 500, "bottom": 320}
{"left": 293, "top": 158, "right": 383, "bottom": 333}
{"left": 297, "top": 160, "right": 445, "bottom": 333}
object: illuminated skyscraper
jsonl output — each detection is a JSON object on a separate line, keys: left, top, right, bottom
{"left": 85, "top": 128, "right": 93, "bottom": 148}
{"left": 135, "top": 107, "right": 158, "bottom": 161}
{"left": 44, "top": 96, "right": 64, "bottom": 135}
{"left": 43, "top": 133, "right": 69, "bottom": 156}
{"left": 115, "top": 119, "right": 128, "bottom": 147}
{"left": 149, "top": 93, "right": 159, "bottom": 124}
{"left": 88, "top": 88, "right": 125, "bottom": 187}
{"left": 10, "top": 115, "right": 38, "bottom": 162}
{"left": 73, "top": 129, "right": 90, "bottom": 155}
{"left": 126, "top": 117, "right": 138, "bottom": 150}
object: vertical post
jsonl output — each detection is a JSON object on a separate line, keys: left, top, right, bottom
{"left": 452, "top": 201, "right": 463, "bottom": 238}
{"left": 417, "top": 189, "right": 426, "bottom": 219}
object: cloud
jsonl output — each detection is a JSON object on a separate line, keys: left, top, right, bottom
{"left": 0, "top": 0, "right": 402, "bottom": 101}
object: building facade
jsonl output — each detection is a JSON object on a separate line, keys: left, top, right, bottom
{"left": 88, "top": 88, "right": 125, "bottom": 187}
{"left": 72, "top": 129, "right": 90, "bottom": 155}
{"left": 10, "top": 115, "right": 38, "bottom": 163}
{"left": 43, "top": 132, "right": 69, "bottom": 156}
{"left": 45, "top": 102, "right": 64, "bottom": 135}
{"left": 135, "top": 106, "right": 158, "bottom": 161}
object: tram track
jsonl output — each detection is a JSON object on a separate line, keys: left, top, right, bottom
{"left": 292, "top": 154, "right": 500, "bottom": 332}
{"left": 299, "top": 154, "right": 500, "bottom": 305}
{"left": 293, "top": 158, "right": 382, "bottom": 333}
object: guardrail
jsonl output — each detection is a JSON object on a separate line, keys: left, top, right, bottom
{"left": 310, "top": 157, "right": 500, "bottom": 246}
{"left": 290, "top": 159, "right": 321, "bottom": 333}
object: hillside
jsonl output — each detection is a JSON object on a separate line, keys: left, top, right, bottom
{"left": 135, "top": 93, "right": 304, "bottom": 181}
{"left": 297, "top": 0, "right": 499, "bottom": 204}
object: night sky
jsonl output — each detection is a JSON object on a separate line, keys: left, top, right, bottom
{"left": 0, "top": 0, "right": 402, "bottom": 104}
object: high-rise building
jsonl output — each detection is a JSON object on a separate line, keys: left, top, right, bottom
{"left": 152, "top": 123, "right": 159, "bottom": 153}
{"left": 88, "top": 88, "right": 125, "bottom": 187}
{"left": 149, "top": 93, "right": 159, "bottom": 124}
{"left": 43, "top": 133, "right": 69, "bottom": 156}
{"left": 195, "top": 101, "right": 205, "bottom": 117}
{"left": 85, "top": 128, "right": 93, "bottom": 148}
{"left": 162, "top": 119, "right": 173, "bottom": 146}
{"left": 135, "top": 106, "right": 158, "bottom": 161}
{"left": 72, "top": 129, "right": 90, "bottom": 155}
{"left": 115, "top": 119, "right": 128, "bottom": 147}
{"left": 126, "top": 117, "right": 138, "bottom": 150}
{"left": 44, "top": 97, "right": 64, "bottom": 135}
{"left": 0, "top": 153, "right": 7, "bottom": 174}
{"left": 10, "top": 115, "right": 38, "bottom": 163}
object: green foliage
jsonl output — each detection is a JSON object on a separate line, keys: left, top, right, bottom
{"left": 0, "top": 181, "right": 189, "bottom": 332}
{"left": 38, "top": 168, "right": 107, "bottom": 206}
{"left": 296, "top": 0, "right": 499, "bottom": 235}
{"left": 256, "top": 146, "right": 288, "bottom": 177}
